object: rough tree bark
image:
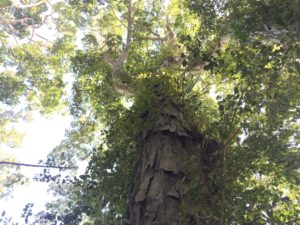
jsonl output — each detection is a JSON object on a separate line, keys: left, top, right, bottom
{"left": 128, "top": 89, "right": 224, "bottom": 225}
{"left": 129, "top": 93, "right": 186, "bottom": 225}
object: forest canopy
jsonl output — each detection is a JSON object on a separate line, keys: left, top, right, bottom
{"left": 0, "top": 0, "right": 299, "bottom": 224}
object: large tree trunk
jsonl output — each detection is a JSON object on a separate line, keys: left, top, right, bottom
{"left": 128, "top": 91, "right": 224, "bottom": 225}
{"left": 129, "top": 132, "right": 183, "bottom": 225}
{"left": 129, "top": 94, "right": 187, "bottom": 225}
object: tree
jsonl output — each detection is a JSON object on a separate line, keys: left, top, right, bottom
{"left": 2, "top": 0, "right": 300, "bottom": 224}
{"left": 0, "top": 0, "right": 71, "bottom": 200}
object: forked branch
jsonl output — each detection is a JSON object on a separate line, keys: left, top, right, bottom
{"left": 104, "top": 0, "right": 133, "bottom": 77}
{"left": 143, "top": 14, "right": 174, "bottom": 42}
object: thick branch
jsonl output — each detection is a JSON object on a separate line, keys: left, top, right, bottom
{"left": 125, "top": 0, "right": 132, "bottom": 47}
{"left": 0, "top": 161, "right": 77, "bottom": 169}
{"left": 165, "top": 14, "right": 174, "bottom": 40}
{"left": 103, "top": 0, "right": 133, "bottom": 76}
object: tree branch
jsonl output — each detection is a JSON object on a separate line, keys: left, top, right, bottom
{"left": 0, "top": 161, "right": 77, "bottom": 169}
{"left": 0, "top": 17, "right": 33, "bottom": 25}
{"left": 103, "top": 0, "right": 133, "bottom": 77}
{"left": 14, "top": 0, "right": 46, "bottom": 9}
{"left": 34, "top": 33, "right": 52, "bottom": 42}
{"left": 186, "top": 35, "right": 230, "bottom": 75}
{"left": 142, "top": 14, "right": 174, "bottom": 43}
{"left": 1, "top": 0, "right": 54, "bottom": 45}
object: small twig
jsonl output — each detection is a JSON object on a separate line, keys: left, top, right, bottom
{"left": 27, "top": 38, "right": 51, "bottom": 47}
{"left": 0, "top": 161, "right": 77, "bottom": 169}
{"left": 34, "top": 33, "right": 51, "bottom": 42}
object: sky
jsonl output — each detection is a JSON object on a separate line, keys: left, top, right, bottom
{"left": 0, "top": 112, "right": 72, "bottom": 224}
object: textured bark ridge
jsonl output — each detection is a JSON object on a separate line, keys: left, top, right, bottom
{"left": 128, "top": 94, "right": 224, "bottom": 225}
{"left": 130, "top": 132, "right": 183, "bottom": 225}
{"left": 129, "top": 96, "right": 188, "bottom": 225}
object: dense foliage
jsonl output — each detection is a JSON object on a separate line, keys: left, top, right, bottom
{"left": 1, "top": 0, "right": 299, "bottom": 224}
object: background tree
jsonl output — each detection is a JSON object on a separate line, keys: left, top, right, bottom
{"left": 0, "top": 0, "right": 74, "bottom": 200}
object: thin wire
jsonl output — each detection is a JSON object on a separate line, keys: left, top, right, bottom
{"left": 0, "top": 161, "right": 77, "bottom": 169}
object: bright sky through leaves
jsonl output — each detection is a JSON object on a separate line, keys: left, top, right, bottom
{"left": 0, "top": 112, "right": 71, "bottom": 224}
{"left": 0, "top": 0, "right": 299, "bottom": 224}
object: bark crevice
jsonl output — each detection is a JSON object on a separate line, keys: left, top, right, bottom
{"left": 128, "top": 94, "right": 224, "bottom": 225}
{"left": 129, "top": 96, "right": 186, "bottom": 225}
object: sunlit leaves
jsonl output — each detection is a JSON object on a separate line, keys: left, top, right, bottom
{"left": 1, "top": 0, "right": 298, "bottom": 224}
